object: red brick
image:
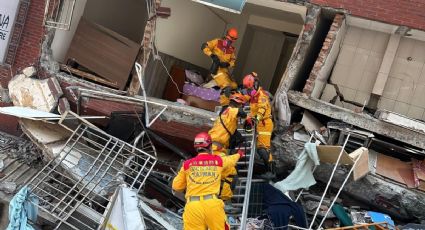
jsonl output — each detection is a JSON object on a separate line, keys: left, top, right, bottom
{"left": 311, "top": 0, "right": 425, "bottom": 31}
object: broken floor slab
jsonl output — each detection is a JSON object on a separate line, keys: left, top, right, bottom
{"left": 8, "top": 73, "right": 63, "bottom": 112}
{"left": 272, "top": 130, "right": 425, "bottom": 222}
{"left": 287, "top": 90, "right": 425, "bottom": 150}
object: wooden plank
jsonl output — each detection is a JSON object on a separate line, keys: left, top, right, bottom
{"left": 376, "top": 154, "right": 412, "bottom": 186}
{"left": 316, "top": 145, "right": 353, "bottom": 165}
{"left": 65, "top": 19, "right": 141, "bottom": 90}
{"left": 60, "top": 64, "right": 118, "bottom": 88}
{"left": 327, "top": 222, "right": 389, "bottom": 230}
{"left": 349, "top": 147, "right": 370, "bottom": 181}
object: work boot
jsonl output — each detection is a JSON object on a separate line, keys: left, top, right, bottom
{"left": 258, "top": 148, "right": 276, "bottom": 180}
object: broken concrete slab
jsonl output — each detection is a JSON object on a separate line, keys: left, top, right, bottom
{"left": 376, "top": 110, "right": 425, "bottom": 134}
{"left": 288, "top": 90, "right": 425, "bottom": 150}
{"left": 273, "top": 130, "right": 425, "bottom": 222}
{"left": 8, "top": 74, "right": 63, "bottom": 112}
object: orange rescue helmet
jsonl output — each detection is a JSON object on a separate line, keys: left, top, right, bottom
{"left": 194, "top": 132, "right": 212, "bottom": 149}
{"left": 242, "top": 72, "right": 258, "bottom": 89}
{"left": 229, "top": 93, "right": 246, "bottom": 104}
{"left": 226, "top": 28, "right": 238, "bottom": 41}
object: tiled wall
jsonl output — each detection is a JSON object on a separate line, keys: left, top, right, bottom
{"left": 321, "top": 26, "right": 389, "bottom": 109}
{"left": 378, "top": 38, "right": 425, "bottom": 120}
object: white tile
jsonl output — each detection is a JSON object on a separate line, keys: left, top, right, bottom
{"left": 358, "top": 29, "right": 376, "bottom": 50}
{"left": 397, "top": 37, "right": 415, "bottom": 59}
{"left": 359, "top": 71, "right": 378, "bottom": 93}
{"left": 407, "top": 105, "right": 425, "bottom": 120}
{"left": 389, "top": 57, "right": 409, "bottom": 76}
{"left": 343, "top": 26, "right": 362, "bottom": 47}
{"left": 411, "top": 40, "right": 425, "bottom": 63}
{"left": 340, "top": 86, "right": 356, "bottom": 101}
{"left": 382, "top": 77, "right": 402, "bottom": 99}
{"left": 337, "top": 45, "right": 356, "bottom": 65}
{"left": 320, "top": 84, "right": 337, "bottom": 102}
{"left": 393, "top": 101, "right": 410, "bottom": 115}
{"left": 330, "top": 64, "right": 348, "bottom": 85}
{"left": 411, "top": 84, "right": 425, "bottom": 108}
{"left": 396, "top": 78, "right": 415, "bottom": 103}
{"left": 378, "top": 97, "right": 396, "bottom": 111}
{"left": 365, "top": 55, "right": 384, "bottom": 73}
{"left": 354, "top": 91, "right": 370, "bottom": 105}
{"left": 372, "top": 31, "right": 390, "bottom": 54}
{"left": 406, "top": 61, "right": 424, "bottom": 82}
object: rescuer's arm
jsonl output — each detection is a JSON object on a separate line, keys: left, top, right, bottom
{"left": 172, "top": 166, "right": 187, "bottom": 192}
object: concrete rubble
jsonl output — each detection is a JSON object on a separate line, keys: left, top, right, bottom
{"left": 1, "top": 1, "right": 425, "bottom": 230}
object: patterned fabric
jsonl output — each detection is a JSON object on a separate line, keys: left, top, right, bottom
{"left": 183, "top": 83, "right": 220, "bottom": 102}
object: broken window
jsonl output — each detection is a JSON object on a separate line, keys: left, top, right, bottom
{"left": 43, "top": 0, "right": 75, "bottom": 30}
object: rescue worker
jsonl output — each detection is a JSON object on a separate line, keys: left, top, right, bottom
{"left": 202, "top": 28, "right": 239, "bottom": 106}
{"left": 172, "top": 132, "right": 244, "bottom": 230}
{"left": 242, "top": 72, "right": 276, "bottom": 179}
{"left": 208, "top": 93, "right": 247, "bottom": 208}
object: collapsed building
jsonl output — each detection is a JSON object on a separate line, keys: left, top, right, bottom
{"left": 0, "top": 0, "right": 425, "bottom": 229}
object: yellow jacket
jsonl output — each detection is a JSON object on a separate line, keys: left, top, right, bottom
{"left": 203, "top": 38, "right": 236, "bottom": 68}
{"left": 172, "top": 152, "right": 240, "bottom": 199}
{"left": 209, "top": 107, "right": 244, "bottom": 149}
{"left": 250, "top": 87, "right": 272, "bottom": 121}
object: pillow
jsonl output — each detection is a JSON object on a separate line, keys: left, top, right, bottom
{"left": 185, "top": 70, "right": 204, "bottom": 85}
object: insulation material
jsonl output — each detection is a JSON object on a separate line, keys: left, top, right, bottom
{"left": 8, "top": 75, "right": 63, "bottom": 112}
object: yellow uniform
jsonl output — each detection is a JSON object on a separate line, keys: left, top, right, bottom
{"left": 172, "top": 152, "right": 241, "bottom": 230}
{"left": 209, "top": 106, "right": 246, "bottom": 201}
{"left": 209, "top": 107, "right": 241, "bottom": 151}
{"left": 203, "top": 38, "right": 238, "bottom": 105}
{"left": 249, "top": 87, "right": 273, "bottom": 150}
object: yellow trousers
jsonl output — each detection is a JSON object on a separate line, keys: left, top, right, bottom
{"left": 219, "top": 166, "right": 237, "bottom": 201}
{"left": 257, "top": 118, "right": 273, "bottom": 149}
{"left": 213, "top": 68, "right": 237, "bottom": 106}
{"left": 213, "top": 149, "right": 236, "bottom": 201}
{"left": 183, "top": 199, "right": 230, "bottom": 230}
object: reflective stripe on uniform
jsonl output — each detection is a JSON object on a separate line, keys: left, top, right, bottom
{"left": 258, "top": 131, "right": 272, "bottom": 135}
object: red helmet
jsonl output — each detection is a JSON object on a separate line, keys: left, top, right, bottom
{"left": 194, "top": 132, "right": 212, "bottom": 149}
{"left": 229, "top": 93, "right": 246, "bottom": 104}
{"left": 243, "top": 72, "right": 257, "bottom": 88}
{"left": 226, "top": 28, "right": 238, "bottom": 41}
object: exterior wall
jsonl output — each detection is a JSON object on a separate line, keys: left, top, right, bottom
{"left": 303, "top": 14, "right": 344, "bottom": 97}
{"left": 378, "top": 37, "right": 425, "bottom": 120}
{"left": 0, "top": 0, "right": 46, "bottom": 135}
{"left": 311, "top": 0, "right": 425, "bottom": 31}
{"left": 0, "top": 0, "right": 45, "bottom": 87}
{"left": 321, "top": 25, "right": 390, "bottom": 110}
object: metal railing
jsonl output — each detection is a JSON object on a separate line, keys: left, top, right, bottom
{"left": 27, "top": 111, "right": 157, "bottom": 229}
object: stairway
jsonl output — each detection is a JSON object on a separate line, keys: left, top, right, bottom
{"left": 226, "top": 119, "right": 262, "bottom": 230}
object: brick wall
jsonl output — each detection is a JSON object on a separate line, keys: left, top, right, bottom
{"left": 311, "top": 0, "right": 425, "bottom": 31}
{"left": 0, "top": 0, "right": 46, "bottom": 135}
{"left": 0, "top": 0, "right": 46, "bottom": 87}
{"left": 303, "top": 14, "right": 344, "bottom": 95}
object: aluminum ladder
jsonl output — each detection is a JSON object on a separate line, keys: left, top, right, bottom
{"left": 226, "top": 119, "right": 260, "bottom": 230}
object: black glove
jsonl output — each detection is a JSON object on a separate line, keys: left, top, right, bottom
{"left": 219, "top": 62, "right": 230, "bottom": 68}
{"left": 210, "top": 54, "right": 220, "bottom": 64}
